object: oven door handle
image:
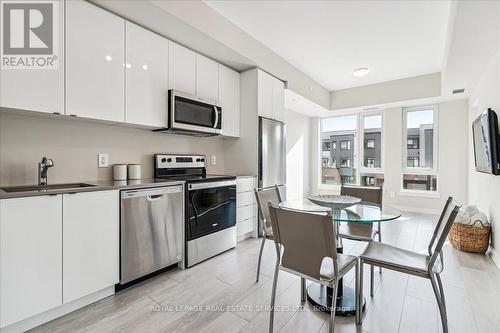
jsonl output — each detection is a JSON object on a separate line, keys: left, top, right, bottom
{"left": 189, "top": 180, "right": 236, "bottom": 191}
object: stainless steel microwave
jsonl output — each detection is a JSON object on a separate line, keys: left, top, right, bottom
{"left": 157, "top": 89, "right": 222, "bottom": 136}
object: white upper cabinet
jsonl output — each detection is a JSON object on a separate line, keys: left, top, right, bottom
{"left": 62, "top": 190, "right": 119, "bottom": 304}
{"left": 257, "top": 69, "right": 284, "bottom": 122}
{"left": 125, "top": 22, "right": 169, "bottom": 128}
{"left": 0, "top": 195, "right": 62, "bottom": 328}
{"left": 272, "top": 78, "right": 285, "bottom": 122}
{"left": 196, "top": 54, "right": 219, "bottom": 103}
{"left": 169, "top": 41, "right": 196, "bottom": 95}
{"left": 66, "top": 0, "right": 125, "bottom": 122}
{"left": 219, "top": 65, "right": 240, "bottom": 137}
{"left": 257, "top": 70, "right": 274, "bottom": 119}
{"left": 0, "top": 1, "right": 64, "bottom": 114}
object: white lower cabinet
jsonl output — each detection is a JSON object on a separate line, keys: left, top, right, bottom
{"left": 0, "top": 190, "right": 119, "bottom": 328}
{"left": 0, "top": 195, "right": 63, "bottom": 328}
{"left": 236, "top": 176, "right": 257, "bottom": 240}
{"left": 63, "top": 190, "right": 119, "bottom": 303}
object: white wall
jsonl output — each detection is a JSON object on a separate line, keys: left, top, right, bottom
{"left": 467, "top": 51, "right": 500, "bottom": 264}
{"left": 383, "top": 99, "right": 468, "bottom": 212}
{"left": 284, "top": 109, "right": 311, "bottom": 200}
{"left": 310, "top": 99, "right": 469, "bottom": 213}
{"left": 330, "top": 73, "right": 441, "bottom": 110}
{"left": 0, "top": 112, "right": 225, "bottom": 185}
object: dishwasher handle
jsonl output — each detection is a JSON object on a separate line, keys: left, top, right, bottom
{"left": 121, "top": 185, "right": 183, "bottom": 199}
{"left": 146, "top": 194, "right": 164, "bottom": 202}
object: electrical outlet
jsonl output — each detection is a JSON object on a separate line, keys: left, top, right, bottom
{"left": 211, "top": 155, "right": 217, "bottom": 166}
{"left": 98, "top": 153, "right": 109, "bottom": 168}
{"left": 390, "top": 191, "right": 396, "bottom": 198}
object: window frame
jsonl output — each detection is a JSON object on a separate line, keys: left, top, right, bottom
{"left": 402, "top": 105, "right": 439, "bottom": 175}
{"left": 401, "top": 105, "right": 439, "bottom": 195}
{"left": 359, "top": 111, "right": 385, "bottom": 174}
{"left": 318, "top": 111, "right": 384, "bottom": 189}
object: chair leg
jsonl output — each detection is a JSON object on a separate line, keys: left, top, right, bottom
{"left": 269, "top": 250, "right": 280, "bottom": 333}
{"left": 370, "top": 265, "right": 374, "bottom": 297}
{"left": 358, "top": 259, "right": 364, "bottom": 325}
{"left": 329, "top": 282, "right": 339, "bottom": 333}
{"left": 377, "top": 224, "right": 382, "bottom": 274}
{"left": 355, "top": 262, "right": 361, "bottom": 325}
{"left": 430, "top": 273, "right": 448, "bottom": 333}
{"left": 300, "top": 278, "right": 307, "bottom": 303}
{"left": 436, "top": 273, "right": 447, "bottom": 318}
{"left": 256, "top": 236, "right": 266, "bottom": 282}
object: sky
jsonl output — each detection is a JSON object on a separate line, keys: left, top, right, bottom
{"left": 321, "top": 110, "right": 433, "bottom": 132}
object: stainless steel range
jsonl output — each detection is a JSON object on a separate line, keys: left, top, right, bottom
{"left": 154, "top": 154, "right": 237, "bottom": 267}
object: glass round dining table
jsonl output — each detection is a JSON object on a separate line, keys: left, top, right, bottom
{"left": 278, "top": 198, "right": 401, "bottom": 316}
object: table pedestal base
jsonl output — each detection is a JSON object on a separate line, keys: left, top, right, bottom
{"left": 306, "top": 283, "right": 365, "bottom": 316}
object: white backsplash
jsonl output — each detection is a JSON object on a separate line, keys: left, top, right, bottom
{"left": 0, "top": 112, "right": 226, "bottom": 185}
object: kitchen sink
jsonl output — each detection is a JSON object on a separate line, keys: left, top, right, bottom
{"left": 0, "top": 183, "right": 96, "bottom": 193}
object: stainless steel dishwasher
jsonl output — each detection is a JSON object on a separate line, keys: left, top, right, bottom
{"left": 120, "top": 184, "right": 184, "bottom": 284}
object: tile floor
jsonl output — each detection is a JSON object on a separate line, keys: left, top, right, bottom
{"left": 31, "top": 212, "right": 500, "bottom": 333}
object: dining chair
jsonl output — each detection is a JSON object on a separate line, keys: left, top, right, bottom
{"left": 357, "top": 197, "right": 461, "bottom": 333}
{"left": 339, "top": 184, "right": 383, "bottom": 294}
{"left": 254, "top": 185, "right": 283, "bottom": 282}
{"left": 267, "top": 202, "right": 360, "bottom": 333}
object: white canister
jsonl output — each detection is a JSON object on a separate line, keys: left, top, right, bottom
{"left": 113, "top": 164, "right": 127, "bottom": 181}
{"left": 128, "top": 164, "right": 141, "bottom": 180}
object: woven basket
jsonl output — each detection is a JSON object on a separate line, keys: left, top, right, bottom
{"left": 449, "top": 220, "right": 491, "bottom": 253}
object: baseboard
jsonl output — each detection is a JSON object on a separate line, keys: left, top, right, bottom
{"left": 488, "top": 246, "right": 500, "bottom": 270}
{"left": 237, "top": 230, "right": 255, "bottom": 242}
{"left": 1, "top": 286, "right": 115, "bottom": 333}
{"left": 392, "top": 205, "right": 442, "bottom": 215}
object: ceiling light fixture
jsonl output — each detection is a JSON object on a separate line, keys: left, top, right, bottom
{"left": 352, "top": 67, "right": 370, "bottom": 78}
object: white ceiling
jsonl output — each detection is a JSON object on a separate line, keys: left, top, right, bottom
{"left": 205, "top": 0, "right": 451, "bottom": 91}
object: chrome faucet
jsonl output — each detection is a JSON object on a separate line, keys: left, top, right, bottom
{"left": 38, "top": 157, "right": 54, "bottom": 186}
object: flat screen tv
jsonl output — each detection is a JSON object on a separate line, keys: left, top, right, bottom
{"left": 472, "top": 108, "right": 500, "bottom": 175}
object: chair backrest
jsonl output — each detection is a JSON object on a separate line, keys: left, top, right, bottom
{"left": 254, "top": 185, "right": 283, "bottom": 235}
{"left": 340, "top": 185, "right": 382, "bottom": 206}
{"left": 268, "top": 202, "right": 337, "bottom": 280}
{"left": 427, "top": 197, "right": 461, "bottom": 271}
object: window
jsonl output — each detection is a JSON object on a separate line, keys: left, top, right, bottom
{"left": 365, "top": 158, "right": 375, "bottom": 168}
{"left": 407, "top": 138, "right": 419, "bottom": 149}
{"left": 403, "top": 174, "right": 437, "bottom": 191}
{"left": 340, "top": 157, "right": 351, "bottom": 168}
{"left": 322, "top": 140, "right": 331, "bottom": 151}
{"left": 402, "top": 106, "right": 438, "bottom": 192}
{"left": 340, "top": 140, "right": 351, "bottom": 150}
{"left": 361, "top": 173, "right": 384, "bottom": 187}
{"left": 362, "top": 114, "right": 383, "bottom": 171}
{"left": 320, "top": 115, "right": 357, "bottom": 185}
{"left": 407, "top": 156, "right": 419, "bottom": 167}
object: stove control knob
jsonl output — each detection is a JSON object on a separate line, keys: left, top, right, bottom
{"left": 200, "top": 158, "right": 205, "bottom": 162}
{"left": 161, "top": 158, "right": 167, "bottom": 163}
{"left": 167, "top": 158, "right": 172, "bottom": 163}
{"left": 196, "top": 158, "right": 201, "bottom": 162}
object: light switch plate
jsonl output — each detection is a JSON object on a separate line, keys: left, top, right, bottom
{"left": 98, "top": 153, "right": 109, "bottom": 168}
{"left": 211, "top": 155, "right": 216, "bottom": 166}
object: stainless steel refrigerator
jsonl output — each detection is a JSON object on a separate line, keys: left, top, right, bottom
{"left": 258, "top": 117, "right": 286, "bottom": 191}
